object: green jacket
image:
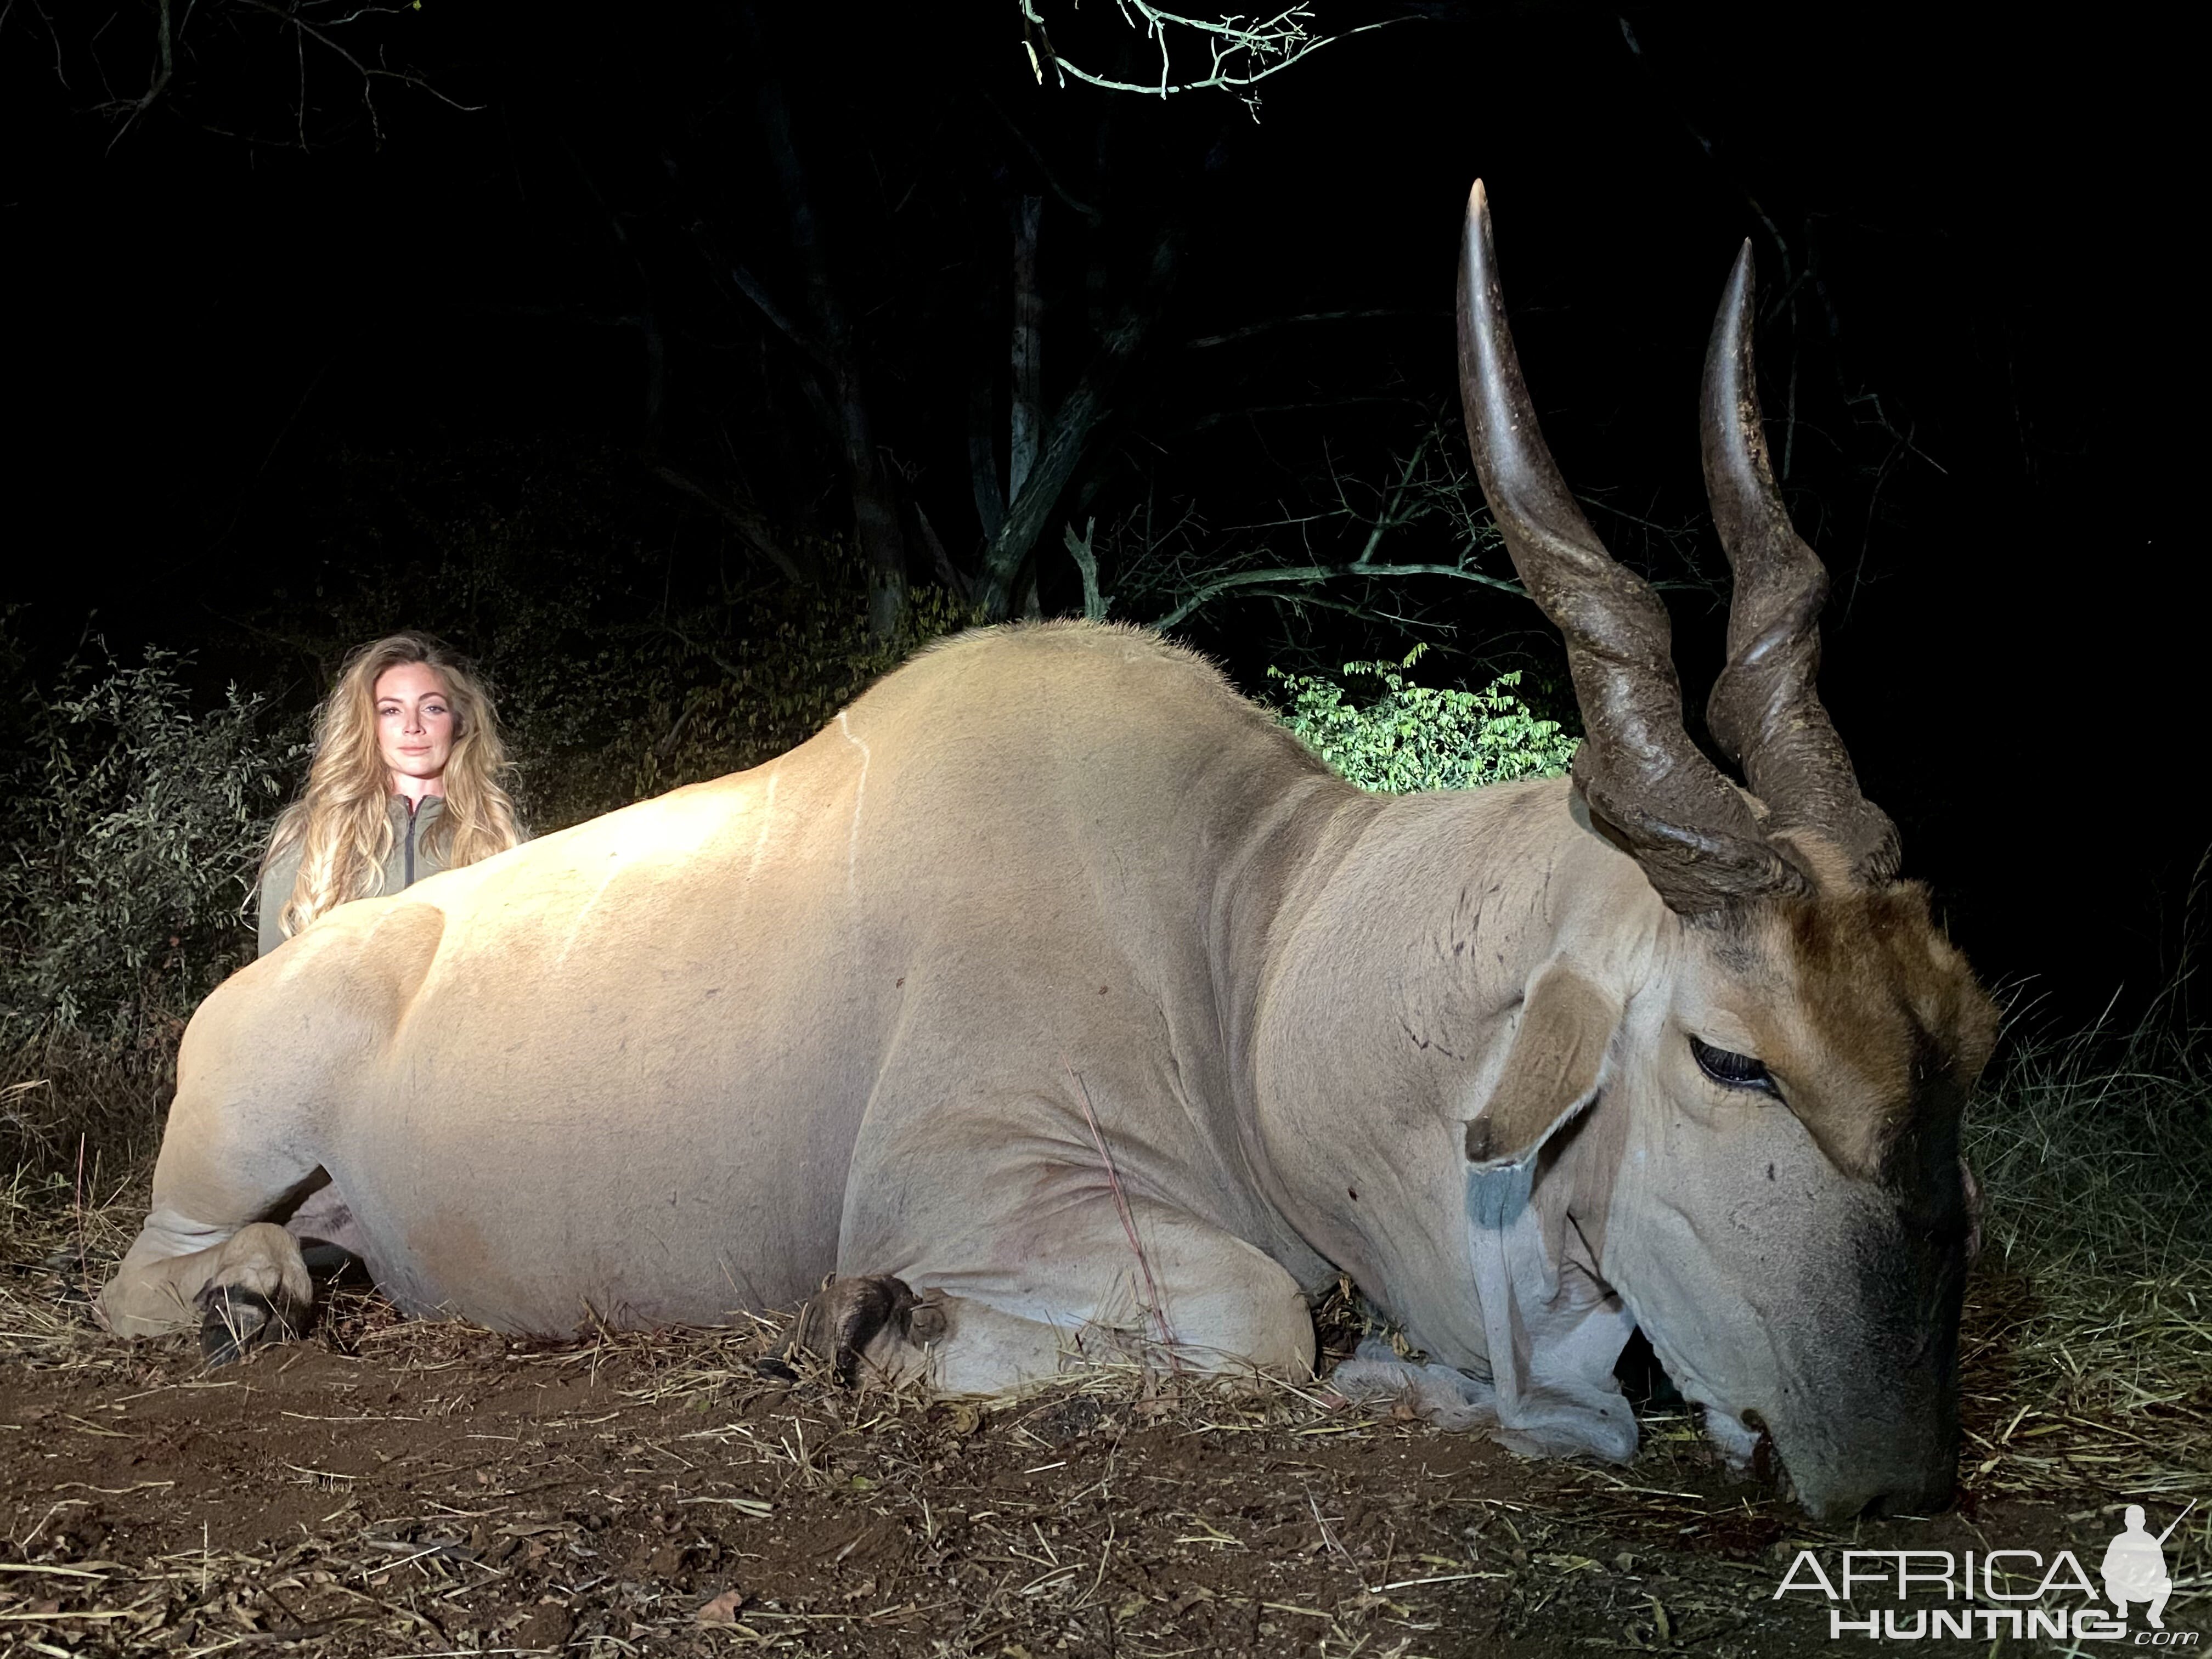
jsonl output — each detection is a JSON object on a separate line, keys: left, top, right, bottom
{"left": 257, "top": 794, "right": 450, "bottom": 957}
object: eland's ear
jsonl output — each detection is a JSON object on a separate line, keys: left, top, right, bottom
{"left": 1465, "top": 960, "right": 1621, "bottom": 1172}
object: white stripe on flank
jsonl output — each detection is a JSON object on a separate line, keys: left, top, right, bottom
{"left": 748, "top": 769, "right": 780, "bottom": 879}
{"left": 551, "top": 857, "right": 625, "bottom": 973}
{"left": 836, "top": 713, "right": 870, "bottom": 898}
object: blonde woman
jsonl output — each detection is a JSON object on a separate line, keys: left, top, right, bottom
{"left": 258, "top": 633, "right": 523, "bottom": 956}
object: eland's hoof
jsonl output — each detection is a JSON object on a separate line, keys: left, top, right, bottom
{"left": 793, "top": 1274, "right": 924, "bottom": 1386}
{"left": 907, "top": 1293, "right": 950, "bottom": 1345}
{"left": 198, "top": 1285, "right": 299, "bottom": 1366}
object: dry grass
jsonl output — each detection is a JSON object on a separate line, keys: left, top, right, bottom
{"left": 1954, "top": 992, "right": 2212, "bottom": 1520}
{"left": 0, "top": 1029, "right": 174, "bottom": 1217}
{"left": 0, "top": 1001, "right": 2207, "bottom": 1655}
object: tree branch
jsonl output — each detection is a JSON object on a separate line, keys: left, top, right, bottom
{"left": 1184, "top": 308, "right": 1441, "bottom": 349}
{"left": 972, "top": 231, "right": 1183, "bottom": 617}
{"left": 716, "top": 251, "right": 838, "bottom": 377}
{"left": 914, "top": 502, "right": 971, "bottom": 602}
{"left": 1008, "top": 194, "right": 1045, "bottom": 507}
{"left": 1064, "top": 517, "right": 1108, "bottom": 619}
{"left": 649, "top": 465, "right": 812, "bottom": 587}
{"left": 983, "top": 95, "right": 1103, "bottom": 226}
{"left": 104, "top": 0, "right": 172, "bottom": 151}
{"left": 1152, "top": 561, "right": 1525, "bottom": 632}
{"left": 968, "top": 359, "right": 1007, "bottom": 544}
{"left": 748, "top": 19, "right": 907, "bottom": 634}
{"left": 230, "top": 0, "right": 482, "bottom": 140}
{"left": 1018, "top": 0, "right": 1406, "bottom": 104}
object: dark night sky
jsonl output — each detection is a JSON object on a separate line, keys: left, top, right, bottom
{"left": 1, "top": 4, "right": 2194, "bottom": 1020}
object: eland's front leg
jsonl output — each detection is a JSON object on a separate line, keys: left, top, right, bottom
{"left": 99, "top": 896, "right": 439, "bottom": 1363}
{"left": 98, "top": 1050, "right": 320, "bottom": 1364}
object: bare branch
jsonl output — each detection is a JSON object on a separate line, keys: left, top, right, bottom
{"left": 1018, "top": 0, "right": 1407, "bottom": 108}
{"left": 1184, "top": 308, "right": 1442, "bottom": 349}
{"left": 1008, "top": 195, "right": 1045, "bottom": 506}
{"left": 1153, "top": 561, "right": 1523, "bottom": 632}
{"left": 650, "top": 465, "right": 813, "bottom": 588}
{"left": 1084, "top": 410, "right": 1543, "bottom": 633}
{"left": 1064, "top": 518, "right": 1109, "bottom": 619}
{"left": 972, "top": 230, "right": 1183, "bottom": 617}
{"left": 968, "top": 361, "right": 1007, "bottom": 544}
{"left": 230, "top": 0, "right": 482, "bottom": 142}
{"left": 982, "top": 94, "right": 1102, "bottom": 225}
{"left": 103, "top": 0, "right": 173, "bottom": 151}
{"left": 750, "top": 40, "right": 907, "bottom": 636}
{"left": 718, "top": 255, "right": 837, "bottom": 376}
{"left": 76, "top": 0, "right": 477, "bottom": 149}
{"left": 914, "top": 503, "right": 972, "bottom": 602}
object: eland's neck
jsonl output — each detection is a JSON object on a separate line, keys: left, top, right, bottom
{"left": 1227, "top": 774, "right": 1658, "bottom": 1312}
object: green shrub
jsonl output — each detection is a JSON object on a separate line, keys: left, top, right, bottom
{"left": 0, "top": 645, "right": 301, "bottom": 1046}
{"left": 1268, "top": 646, "right": 1578, "bottom": 794}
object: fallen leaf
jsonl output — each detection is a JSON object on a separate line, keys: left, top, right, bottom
{"left": 696, "top": 1589, "right": 744, "bottom": 1626}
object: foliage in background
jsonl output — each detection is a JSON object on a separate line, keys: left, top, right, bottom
{"left": 0, "top": 642, "right": 300, "bottom": 1047}
{"left": 415, "top": 526, "right": 973, "bottom": 834}
{"left": 1269, "top": 645, "right": 1578, "bottom": 793}
{"left": 602, "top": 552, "right": 977, "bottom": 817}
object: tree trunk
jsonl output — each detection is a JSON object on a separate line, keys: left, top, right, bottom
{"left": 970, "top": 233, "right": 1181, "bottom": 620}
{"left": 1008, "top": 195, "right": 1044, "bottom": 505}
{"left": 752, "top": 36, "right": 908, "bottom": 637}
{"left": 969, "top": 353, "right": 1006, "bottom": 546}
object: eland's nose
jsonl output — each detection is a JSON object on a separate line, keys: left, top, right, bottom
{"left": 1786, "top": 1410, "right": 1961, "bottom": 1521}
{"left": 1859, "top": 1463, "right": 1957, "bottom": 1520}
{"left": 1805, "top": 1453, "right": 1958, "bottom": 1522}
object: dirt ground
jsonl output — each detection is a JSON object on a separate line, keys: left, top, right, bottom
{"left": 7, "top": 1240, "right": 2195, "bottom": 1659}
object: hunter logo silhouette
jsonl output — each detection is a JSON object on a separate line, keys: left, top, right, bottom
{"left": 2104, "top": 1500, "right": 2194, "bottom": 1629}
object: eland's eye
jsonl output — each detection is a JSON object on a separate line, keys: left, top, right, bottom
{"left": 1690, "top": 1035, "right": 1777, "bottom": 1094}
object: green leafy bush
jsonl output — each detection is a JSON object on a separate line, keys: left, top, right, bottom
{"left": 0, "top": 645, "right": 301, "bottom": 1046}
{"left": 1268, "top": 646, "right": 1578, "bottom": 794}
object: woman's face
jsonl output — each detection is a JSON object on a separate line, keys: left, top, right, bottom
{"left": 374, "top": 663, "right": 456, "bottom": 797}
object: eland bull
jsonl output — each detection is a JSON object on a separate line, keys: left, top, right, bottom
{"left": 100, "top": 182, "right": 1995, "bottom": 1520}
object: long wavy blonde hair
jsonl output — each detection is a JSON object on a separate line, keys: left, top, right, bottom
{"left": 265, "top": 633, "right": 523, "bottom": 941}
